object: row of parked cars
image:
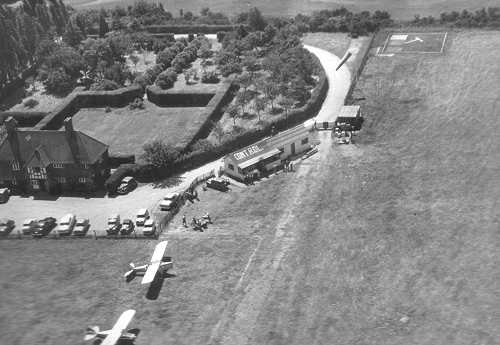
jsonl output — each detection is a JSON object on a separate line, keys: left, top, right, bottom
{"left": 0, "top": 208, "right": 158, "bottom": 238}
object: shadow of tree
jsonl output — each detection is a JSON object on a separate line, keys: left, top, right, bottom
{"left": 149, "top": 176, "right": 185, "bottom": 189}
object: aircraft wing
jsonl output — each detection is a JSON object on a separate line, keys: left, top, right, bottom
{"left": 101, "top": 310, "right": 136, "bottom": 345}
{"left": 142, "top": 241, "right": 168, "bottom": 284}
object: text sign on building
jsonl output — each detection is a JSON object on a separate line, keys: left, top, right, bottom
{"left": 234, "top": 145, "right": 264, "bottom": 161}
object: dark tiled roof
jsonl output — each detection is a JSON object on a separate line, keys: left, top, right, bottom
{"left": 0, "top": 129, "right": 108, "bottom": 179}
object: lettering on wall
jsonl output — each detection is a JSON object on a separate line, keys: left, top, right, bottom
{"left": 234, "top": 145, "right": 264, "bottom": 160}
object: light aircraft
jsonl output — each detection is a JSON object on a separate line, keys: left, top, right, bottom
{"left": 85, "top": 309, "right": 137, "bottom": 345}
{"left": 124, "top": 240, "right": 173, "bottom": 284}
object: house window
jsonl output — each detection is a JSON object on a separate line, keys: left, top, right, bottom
{"left": 12, "top": 162, "right": 20, "bottom": 170}
{"left": 78, "top": 177, "right": 86, "bottom": 183}
{"left": 301, "top": 137, "right": 309, "bottom": 145}
{"left": 278, "top": 147, "right": 285, "bottom": 155}
{"left": 228, "top": 164, "right": 235, "bottom": 171}
{"left": 57, "top": 177, "right": 67, "bottom": 183}
{"left": 238, "top": 167, "right": 243, "bottom": 174}
{"left": 98, "top": 156, "right": 103, "bottom": 164}
{"left": 84, "top": 164, "right": 89, "bottom": 169}
{"left": 12, "top": 180, "right": 18, "bottom": 185}
{"left": 53, "top": 163, "right": 64, "bottom": 169}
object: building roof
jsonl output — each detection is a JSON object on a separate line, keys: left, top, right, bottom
{"left": 338, "top": 106, "right": 360, "bottom": 118}
{"left": 227, "top": 124, "right": 310, "bottom": 167}
{"left": 0, "top": 129, "right": 108, "bottom": 180}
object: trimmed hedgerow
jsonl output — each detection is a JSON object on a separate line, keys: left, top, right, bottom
{"left": 146, "top": 24, "right": 235, "bottom": 34}
{"left": 0, "top": 112, "right": 48, "bottom": 127}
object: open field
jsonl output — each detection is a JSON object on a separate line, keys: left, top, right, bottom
{"left": 70, "top": 101, "right": 206, "bottom": 158}
{"left": 64, "top": 0, "right": 500, "bottom": 20}
{"left": 1, "top": 30, "right": 500, "bottom": 345}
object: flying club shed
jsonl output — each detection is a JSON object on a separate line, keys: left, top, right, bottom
{"left": 224, "top": 125, "right": 312, "bottom": 181}
{"left": 336, "top": 105, "right": 361, "bottom": 127}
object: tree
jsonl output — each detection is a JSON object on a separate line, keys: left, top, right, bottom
{"left": 200, "top": 7, "right": 209, "bottom": 16}
{"left": 183, "top": 69, "right": 192, "bottom": 84}
{"left": 252, "top": 97, "right": 267, "bottom": 123}
{"left": 141, "top": 140, "right": 180, "bottom": 168}
{"left": 211, "top": 120, "right": 225, "bottom": 143}
{"left": 110, "top": 14, "right": 125, "bottom": 31}
{"left": 226, "top": 104, "right": 240, "bottom": 127}
{"left": 25, "top": 76, "right": 36, "bottom": 91}
{"left": 183, "top": 11, "right": 193, "bottom": 21}
{"left": 130, "top": 54, "right": 140, "bottom": 71}
{"left": 63, "top": 20, "right": 84, "bottom": 47}
{"left": 99, "top": 14, "right": 109, "bottom": 38}
{"left": 236, "top": 89, "right": 255, "bottom": 114}
{"left": 258, "top": 78, "right": 280, "bottom": 113}
{"left": 44, "top": 68, "right": 75, "bottom": 94}
{"left": 278, "top": 96, "right": 296, "bottom": 129}
{"left": 197, "top": 45, "right": 213, "bottom": 62}
{"left": 247, "top": 7, "right": 267, "bottom": 31}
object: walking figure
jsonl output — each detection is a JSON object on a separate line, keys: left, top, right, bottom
{"left": 289, "top": 161, "right": 294, "bottom": 172}
{"left": 182, "top": 213, "right": 187, "bottom": 227}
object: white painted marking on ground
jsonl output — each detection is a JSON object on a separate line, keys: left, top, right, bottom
{"left": 392, "top": 34, "right": 408, "bottom": 40}
{"left": 236, "top": 236, "right": 263, "bottom": 290}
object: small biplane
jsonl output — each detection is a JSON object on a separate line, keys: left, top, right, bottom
{"left": 124, "top": 240, "right": 173, "bottom": 284}
{"left": 85, "top": 309, "right": 137, "bottom": 345}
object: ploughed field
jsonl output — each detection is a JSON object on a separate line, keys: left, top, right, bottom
{"left": 65, "top": 0, "right": 500, "bottom": 20}
{"left": 1, "top": 31, "right": 500, "bottom": 345}
{"left": 68, "top": 102, "right": 206, "bottom": 159}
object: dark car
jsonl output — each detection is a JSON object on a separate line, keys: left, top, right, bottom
{"left": 117, "top": 177, "right": 138, "bottom": 195}
{"left": 206, "top": 178, "right": 230, "bottom": 192}
{"left": 33, "top": 217, "right": 57, "bottom": 237}
{"left": 0, "top": 219, "right": 15, "bottom": 236}
{"left": 120, "top": 219, "right": 135, "bottom": 235}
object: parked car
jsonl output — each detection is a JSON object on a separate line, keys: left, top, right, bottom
{"left": 121, "top": 219, "right": 135, "bottom": 235}
{"left": 0, "top": 219, "right": 15, "bottom": 236}
{"left": 57, "top": 213, "right": 77, "bottom": 235}
{"left": 160, "top": 193, "right": 181, "bottom": 211}
{"left": 143, "top": 219, "right": 157, "bottom": 237}
{"left": 205, "top": 178, "right": 230, "bottom": 192}
{"left": 135, "top": 209, "right": 149, "bottom": 226}
{"left": 0, "top": 188, "right": 10, "bottom": 203}
{"left": 117, "top": 176, "right": 138, "bottom": 195}
{"left": 33, "top": 217, "right": 57, "bottom": 237}
{"left": 106, "top": 214, "right": 121, "bottom": 235}
{"left": 73, "top": 219, "right": 90, "bottom": 236}
{"left": 22, "top": 219, "right": 38, "bottom": 235}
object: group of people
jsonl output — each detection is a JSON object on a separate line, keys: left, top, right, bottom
{"left": 182, "top": 212, "right": 212, "bottom": 231}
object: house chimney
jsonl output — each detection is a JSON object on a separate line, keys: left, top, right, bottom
{"left": 64, "top": 117, "right": 74, "bottom": 138}
{"left": 4, "top": 117, "right": 18, "bottom": 138}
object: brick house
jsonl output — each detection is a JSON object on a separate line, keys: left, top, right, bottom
{"left": 0, "top": 117, "right": 110, "bottom": 194}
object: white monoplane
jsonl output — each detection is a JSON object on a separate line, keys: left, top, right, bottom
{"left": 124, "top": 240, "right": 173, "bottom": 284}
{"left": 85, "top": 309, "right": 137, "bottom": 345}
{"left": 404, "top": 37, "right": 424, "bottom": 44}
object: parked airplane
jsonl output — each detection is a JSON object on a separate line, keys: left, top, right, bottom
{"left": 84, "top": 309, "right": 137, "bottom": 345}
{"left": 124, "top": 240, "right": 173, "bottom": 284}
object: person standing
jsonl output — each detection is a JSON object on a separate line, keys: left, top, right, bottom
{"left": 182, "top": 213, "right": 187, "bottom": 227}
{"left": 289, "top": 160, "right": 294, "bottom": 172}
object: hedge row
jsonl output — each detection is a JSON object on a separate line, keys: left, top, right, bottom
{"left": 34, "top": 86, "right": 143, "bottom": 130}
{"left": 0, "top": 112, "right": 48, "bottom": 127}
{"left": 146, "top": 87, "right": 215, "bottom": 107}
{"left": 146, "top": 24, "right": 234, "bottom": 34}
{"left": 109, "top": 153, "right": 136, "bottom": 169}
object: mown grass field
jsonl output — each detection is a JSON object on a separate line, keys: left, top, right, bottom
{"left": 70, "top": 102, "right": 205, "bottom": 158}
{"left": 66, "top": 0, "right": 500, "bottom": 20}
{"left": 1, "top": 30, "right": 500, "bottom": 345}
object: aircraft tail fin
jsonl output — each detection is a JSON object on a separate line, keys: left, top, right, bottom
{"left": 124, "top": 263, "right": 135, "bottom": 277}
{"left": 84, "top": 326, "right": 100, "bottom": 340}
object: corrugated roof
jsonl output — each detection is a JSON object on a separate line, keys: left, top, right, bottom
{"left": 338, "top": 106, "right": 360, "bottom": 118}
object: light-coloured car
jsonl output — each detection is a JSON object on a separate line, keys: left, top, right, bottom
{"left": 106, "top": 214, "right": 121, "bottom": 235}
{"left": 57, "top": 213, "right": 77, "bottom": 235}
{"left": 73, "top": 219, "right": 90, "bottom": 236}
{"left": 160, "top": 193, "right": 181, "bottom": 211}
{"left": 143, "top": 219, "right": 157, "bottom": 237}
{"left": 135, "top": 209, "right": 149, "bottom": 226}
{"left": 0, "top": 219, "right": 15, "bottom": 236}
{"left": 22, "top": 219, "right": 38, "bottom": 235}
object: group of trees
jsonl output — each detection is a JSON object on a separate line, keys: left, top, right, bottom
{"left": 411, "top": 7, "right": 500, "bottom": 27}
{"left": 0, "top": 0, "right": 71, "bottom": 89}
{"left": 215, "top": 20, "right": 318, "bottom": 128}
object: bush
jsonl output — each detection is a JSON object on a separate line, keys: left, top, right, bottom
{"left": 105, "top": 106, "right": 112, "bottom": 113}
{"left": 90, "top": 79, "right": 119, "bottom": 91}
{"left": 201, "top": 71, "right": 220, "bottom": 84}
{"left": 129, "top": 98, "right": 144, "bottom": 110}
{"left": 44, "top": 69, "right": 75, "bottom": 95}
{"left": 133, "top": 73, "right": 151, "bottom": 91}
{"left": 216, "top": 31, "right": 228, "bottom": 42}
{"left": 155, "top": 68, "right": 178, "bottom": 89}
{"left": 24, "top": 98, "right": 39, "bottom": 108}
{"left": 171, "top": 56, "right": 187, "bottom": 73}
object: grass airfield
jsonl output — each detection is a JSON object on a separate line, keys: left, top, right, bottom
{"left": 1, "top": 30, "right": 500, "bottom": 344}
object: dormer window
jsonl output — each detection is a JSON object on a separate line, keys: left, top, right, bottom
{"left": 12, "top": 162, "right": 20, "bottom": 170}
{"left": 53, "top": 163, "right": 64, "bottom": 169}
{"left": 84, "top": 164, "right": 89, "bottom": 169}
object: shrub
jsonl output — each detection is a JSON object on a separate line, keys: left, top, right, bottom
{"left": 90, "top": 78, "right": 119, "bottom": 91}
{"left": 202, "top": 71, "right": 220, "bottom": 84}
{"left": 27, "top": 90, "right": 34, "bottom": 97}
{"left": 171, "top": 56, "right": 187, "bottom": 73}
{"left": 133, "top": 73, "right": 151, "bottom": 91}
{"left": 44, "top": 69, "right": 75, "bottom": 95}
{"left": 105, "top": 106, "right": 112, "bottom": 112}
{"left": 129, "top": 98, "right": 145, "bottom": 110}
{"left": 24, "top": 98, "right": 39, "bottom": 108}
{"left": 155, "top": 68, "right": 177, "bottom": 89}
{"left": 216, "top": 31, "right": 228, "bottom": 42}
